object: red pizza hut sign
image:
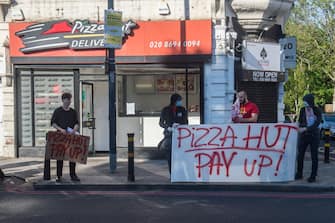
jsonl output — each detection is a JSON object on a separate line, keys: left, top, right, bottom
{"left": 10, "top": 20, "right": 211, "bottom": 59}
{"left": 45, "top": 131, "right": 90, "bottom": 164}
{"left": 15, "top": 20, "right": 135, "bottom": 53}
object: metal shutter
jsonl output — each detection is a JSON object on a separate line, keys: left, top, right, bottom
{"left": 238, "top": 82, "right": 278, "bottom": 123}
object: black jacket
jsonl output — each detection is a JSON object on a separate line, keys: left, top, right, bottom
{"left": 298, "top": 106, "right": 321, "bottom": 134}
{"left": 51, "top": 107, "right": 79, "bottom": 129}
{"left": 298, "top": 94, "right": 321, "bottom": 136}
{"left": 159, "top": 105, "right": 188, "bottom": 129}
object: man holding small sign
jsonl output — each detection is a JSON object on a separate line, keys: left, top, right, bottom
{"left": 50, "top": 92, "right": 80, "bottom": 182}
{"left": 232, "top": 90, "right": 259, "bottom": 123}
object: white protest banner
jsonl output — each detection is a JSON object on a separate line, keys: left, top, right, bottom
{"left": 171, "top": 123, "right": 298, "bottom": 182}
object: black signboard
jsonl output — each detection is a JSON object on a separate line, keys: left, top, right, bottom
{"left": 242, "top": 70, "right": 285, "bottom": 82}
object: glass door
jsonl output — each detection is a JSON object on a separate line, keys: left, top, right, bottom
{"left": 81, "top": 82, "right": 95, "bottom": 153}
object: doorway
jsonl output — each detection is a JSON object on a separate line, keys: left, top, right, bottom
{"left": 81, "top": 82, "right": 95, "bottom": 153}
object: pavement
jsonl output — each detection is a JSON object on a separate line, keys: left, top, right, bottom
{"left": 1, "top": 148, "right": 335, "bottom": 192}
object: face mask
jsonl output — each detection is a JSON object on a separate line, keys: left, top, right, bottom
{"left": 303, "top": 101, "right": 310, "bottom": 107}
{"left": 176, "top": 100, "right": 182, "bottom": 107}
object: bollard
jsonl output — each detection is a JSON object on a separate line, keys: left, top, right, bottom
{"left": 43, "top": 132, "right": 51, "bottom": 180}
{"left": 0, "top": 168, "right": 5, "bottom": 180}
{"left": 324, "top": 129, "right": 330, "bottom": 163}
{"left": 127, "top": 133, "right": 135, "bottom": 182}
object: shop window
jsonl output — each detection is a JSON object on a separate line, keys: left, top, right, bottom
{"left": 18, "top": 70, "right": 74, "bottom": 147}
{"left": 34, "top": 76, "right": 74, "bottom": 146}
{"left": 118, "top": 74, "right": 200, "bottom": 116}
{"left": 20, "top": 76, "right": 33, "bottom": 146}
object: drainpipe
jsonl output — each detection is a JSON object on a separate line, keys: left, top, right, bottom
{"left": 0, "top": 5, "right": 4, "bottom": 22}
{"left": 107, "top": 0, "right": 117, "bottom": 172}
{"left": 184, "top": 0, "right": 190, "bottom": 20}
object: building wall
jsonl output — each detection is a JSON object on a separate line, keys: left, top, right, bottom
{"left": 0, "top": 79, "right": 14, "bottom": 157}
{"left": 0, "top": 77, "right": 3, "bottom": 155}
{"left": 115, "top": 0, "right": 211, "bottom": 20}
{"left": 1, "top": 0, "right": 233, "bottom": 156}
{"left": 1, "top": 0, "right": 293, "bottom": 157}
{"left": 230, "top": 0, "right": 294, "bottom": 122}
{"left": 231, "top": 0, "right": 294, "bottom": 31}
{"left": 0, "top": 21, "right": 14, "bottom": 157}
{"left": 1, "top": 0, "right": 222, "bottom": 158}
{"left": 5, "top": 0, "right": 107, "bottom": 22}
{"left": 204, "top": 1, "right": 236, "bottom": 124}
{"left": 4, "top": 0, "right": 211, "bottom": 22}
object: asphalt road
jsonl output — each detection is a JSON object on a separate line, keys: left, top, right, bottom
{"left": 1, "top": 186, "right": 335, "bottom": 223}
{"left": 0, "top": 139, "right": 334, "bottom": 223}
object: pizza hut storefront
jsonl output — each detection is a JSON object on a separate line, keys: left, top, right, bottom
{"left": 9, "top": 20, "right": 212, "bottom": 156}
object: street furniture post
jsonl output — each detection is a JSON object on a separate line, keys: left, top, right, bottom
{"left": 127, "top": 133, "right": 135, "bottom": 182}
{"left": 324, "top": 129, "right": 330, "bottom": 163}
{"left": 43, "top": 132, "right": 51, "bottom": 180}
{"left": 106, "top": 0, "right": 121, "bottom": 173}
{"left": 0, "top": 168, "right": 4, "bottom": 180}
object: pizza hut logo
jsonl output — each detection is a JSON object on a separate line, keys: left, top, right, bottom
{"left": 15, "top": 20, "right": 137, "bottom": 53}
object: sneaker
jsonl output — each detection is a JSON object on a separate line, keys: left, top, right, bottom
{"left": 70, "top": 175, "right": 80, "bottom": 182}
{"left": 56, "top": 176, "right": 62, "bottom": 183}
{"left": 295, "top": 173, "right": 303, "bottom": 180}
{"left": 307, "top": 176, "right": 316, "bottom": 183}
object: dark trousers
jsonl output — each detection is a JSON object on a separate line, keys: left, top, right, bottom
{"left": 160, "top": 133, "right": 172, "bottom": 174}
{"left": 57, "top": 160, "right": 76, "bottom": 177}
{"left": 296, "top": 133, "right": 320, "bottom": 177}
{"left": 165, "top": 149, "right": 172, "bottom": 174}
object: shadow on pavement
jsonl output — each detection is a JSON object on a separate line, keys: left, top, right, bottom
{"left": 0, "top": 161, "right": 43, "bottom": 169}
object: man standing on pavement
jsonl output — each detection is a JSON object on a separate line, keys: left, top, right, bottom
{"left": 232, "top": 90, "right": 259, "bottom": 123}
{"left": 51, "top": 92, "right": 80, "bottom": 182}
{"left": 159, "top": 93, "right": 188, "bottom": 174}
{"left": 295, "top": 93, "right": 321, "bottom": 183}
